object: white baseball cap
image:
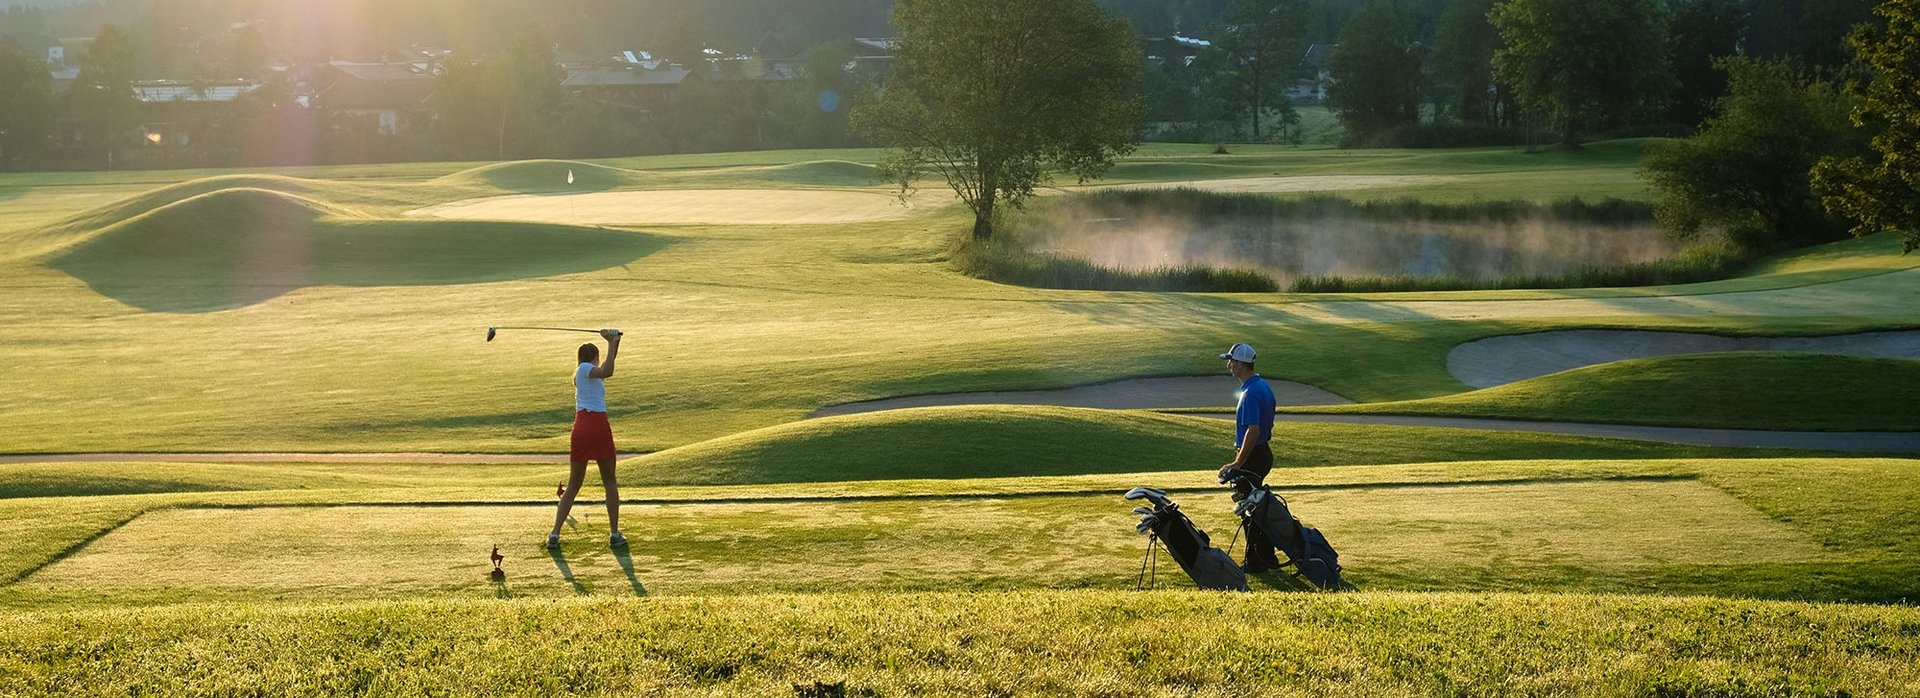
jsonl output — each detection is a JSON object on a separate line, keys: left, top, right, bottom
{"left": 1218, "top": 343, "right": 1256, "bottom": 363}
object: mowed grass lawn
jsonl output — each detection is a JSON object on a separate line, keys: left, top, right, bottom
{"left": 2, "top": 479, "right": 1823, "bottom": 604}
{"left": 1, "top": 143, "right": 1916, "bottom": 453}
{"left": 3, "top": 446, "right": 1916, "bottom": 608}
{"left": 3, "top": 143, "right": 1917, "bottom": 696}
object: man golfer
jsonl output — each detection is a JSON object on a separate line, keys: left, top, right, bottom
{"left": 1217, "top": 342, "right": 1281, "bottom": 572}
{"left": 548, "top": 329, "right": 626, "bottom": 550}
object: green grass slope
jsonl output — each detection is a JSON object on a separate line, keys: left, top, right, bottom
{"left": 3, "top": 174, "right": 323, "bottom": 260}
{"left": 3, "top": 591, "right": 1914, "bottom": 697}
{"left": 1290, "top": 353, "right": 1920, "bottom": 431}
{"left": 626, "top": 406, "right": 1824, "bottom": 485}
{"left": 47, "top": 187, "right": 668, "bottom": 311}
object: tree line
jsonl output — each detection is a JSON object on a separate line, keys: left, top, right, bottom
{"left": 857, "top": 0, "right": 1917, "bottom": 256}
{"left": 1139, "top": 0, "right": 1877, "bottom": 147}
{"left": 0, "top": 23, "right": 875, "bottom": 170}
{"left": 0, "top": 0, "right": 1899, "bottom": 175}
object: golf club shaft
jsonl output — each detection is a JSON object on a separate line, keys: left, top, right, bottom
{"left": 493, "top": 326, "right": 602, "bottom": 334}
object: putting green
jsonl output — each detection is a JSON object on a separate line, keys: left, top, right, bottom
{"left": 12, "top": 479, "right": 1820, "bottom": 604}
{"left": 411, "top": 188, "right": 917, "bottom": 225}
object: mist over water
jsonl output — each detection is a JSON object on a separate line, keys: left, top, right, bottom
{"left": 1020, "top": 205, "right": 1680, "bottom": 288}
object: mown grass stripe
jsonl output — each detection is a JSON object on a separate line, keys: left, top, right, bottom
{"left": 0, "top": 509, "right": 151, "bottom": 587}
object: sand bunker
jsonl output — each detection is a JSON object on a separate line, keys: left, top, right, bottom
{"left": 1085, "top": 174, "right": 1462, "bottom": 194}
{"left": 1448, "top": 329, "right": 1920, "bottom": 388}
{"left": 411, "top": 188, "right": 913, "bottom": 226}
{"left": 811, "top": 376, "right": 1351, "bottom": 418}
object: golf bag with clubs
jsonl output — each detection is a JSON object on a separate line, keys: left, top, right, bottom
{"left": 1125, "top": 487, "right": 1248, "bottom": 592}
{"left": 1222, "top": 471, "right": 1344, "bottom": 590}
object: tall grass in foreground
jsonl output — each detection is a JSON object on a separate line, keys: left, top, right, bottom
{"left": 4, "top": 591, "right": 1914, "bottom": 696}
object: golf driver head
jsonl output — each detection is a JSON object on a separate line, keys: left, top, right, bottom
{"left": 1124, "top": 486, "right": 1173, "bottom": 509}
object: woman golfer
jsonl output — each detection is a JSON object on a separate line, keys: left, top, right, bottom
{"left": 548, "top": 328, "right": 626, "bottom": 550}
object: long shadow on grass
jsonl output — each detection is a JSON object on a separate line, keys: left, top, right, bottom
{"left": 50, "top": 188, "right": 672, "bottom": 312}
{"left": 612, "top": 548, "right": 649, "bottom": 596}
{"left": 548, "top": 549, "right": 590, "bottom": 595}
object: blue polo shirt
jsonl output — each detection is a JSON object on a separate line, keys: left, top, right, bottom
{"left": 1234, "top": 375, "right": 1276, "bottom": 449}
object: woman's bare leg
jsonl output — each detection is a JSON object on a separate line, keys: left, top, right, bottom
{"left": 550, "top": 460, "right": 589, "bottom": 537}
{"left": 597, "top": 457, "right": 620, "bottom": 534}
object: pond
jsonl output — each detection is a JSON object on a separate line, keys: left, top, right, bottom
{"left": 1024, "top": 214, "right": 1681, "bottom": 288}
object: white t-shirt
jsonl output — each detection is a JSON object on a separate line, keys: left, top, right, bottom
{"left": 574, "top": 362, "right": 607, "bottom": 412}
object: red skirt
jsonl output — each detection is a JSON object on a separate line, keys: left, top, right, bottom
{"left": 570, "top": 410, "right": 617, "bottom": 462}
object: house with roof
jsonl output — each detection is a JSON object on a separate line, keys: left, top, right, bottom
{"left": 1288, "top": 43, "right": 1336, "bottom": 102}
{"left": 562, "top": 65, "right": 695, "bottom": 114}
{"left": 1145, "top": 32, "right": 1212, "bottom": 69}
{"left": 316, "top": 60, "right": 437, "bottom": 134}
{"left": 129, "top": 79, "right": 265, "bottom": 148}
{"left": 843, "top": 37, "right": 896, "bottom": 78}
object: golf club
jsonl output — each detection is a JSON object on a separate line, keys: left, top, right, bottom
{"left": 486, "top": 326, "right": 621, "bottom": 342}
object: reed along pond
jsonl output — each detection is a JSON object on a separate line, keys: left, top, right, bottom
{"left": 1012, "top": 191, "right": 1679, "bottom": 289}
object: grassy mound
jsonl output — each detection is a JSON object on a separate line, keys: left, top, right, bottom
{"left": 49, "top": 187, "right": 667, "bottom": 312}
{"left": 6, "top": 174, "right": 326, "bottom": 259}
{"left": 4, "top": 591, "right": 1913, "bottom": 696}
{"left": 626, "top": 405, "right": 1815, "bottom": 486}
{"left": 435, "top": 159, "right": 641, "bottom": 193}
{"left": 1292, "top": 353, "right": 1920, "bottom": 431}
{"left": 757, "top": 159, "right": 878, "bottom": 187}
{"left": 633, "top": 406, "right": 1224, "bottom": 485}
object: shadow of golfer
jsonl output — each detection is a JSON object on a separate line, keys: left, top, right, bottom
{"left": 491, "top": 573, "right": 513, "bottom": 599}
{"left": 611, "top": 547, "right": 649, "bottom": 597}
{"left": 547, "top": 549, "right": 591, "bottom": 596}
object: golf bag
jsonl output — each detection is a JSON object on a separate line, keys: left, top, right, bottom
{"left": 1224, "top": 473, "right": 1345, "bottom": 590}
{"left": 1125, "top": 487, "right": 1248, "bottom": 592}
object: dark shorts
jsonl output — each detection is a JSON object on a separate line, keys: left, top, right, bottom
{"left": 570, "top": 410, "right": 616, "bottom": 462}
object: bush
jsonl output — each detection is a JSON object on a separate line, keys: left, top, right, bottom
{"left": 1641, "top": 57, "right": 1859, "bottom": 251}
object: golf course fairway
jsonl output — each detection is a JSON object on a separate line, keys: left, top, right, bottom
{"left": 2, "top": 142, "right": 1916, "bottom": 696}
